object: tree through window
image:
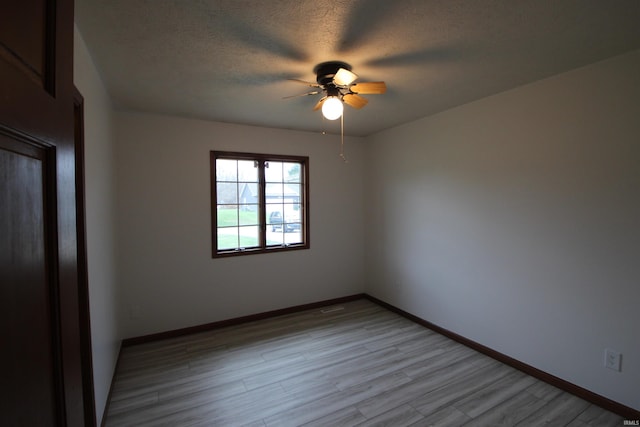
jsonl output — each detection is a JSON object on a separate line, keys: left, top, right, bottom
{"left": 211, "top": 151, "right": 309, "bottom": 257}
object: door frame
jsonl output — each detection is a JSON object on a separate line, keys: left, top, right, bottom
{"left": 74, "top": 88, "right": 97, "bottom": 426}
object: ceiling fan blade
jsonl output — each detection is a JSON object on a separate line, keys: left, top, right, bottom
{"left": 288, "top": 78, "right": 321, "bottom": 88}
{"left": 350, "top": 81, "right": 386, "bottom": 94}
{"left": 313, "top": 97, "right": 327, "bottom": 111}
{"left": 334, "top": 68, "right": 358, "bottom": 86}
{"left": 282, "top": 91, "right": 320, "bottom": 99}
{"left": 343, "top": 93, "right": 368, "bottom": 109}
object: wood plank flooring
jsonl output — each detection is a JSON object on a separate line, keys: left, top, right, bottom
{"left": 104, "top": 299, "right": 624, "bottom": 426}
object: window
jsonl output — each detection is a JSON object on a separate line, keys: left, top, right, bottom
{"left": 211, "top": 151, "right": 309, "bottom": 257}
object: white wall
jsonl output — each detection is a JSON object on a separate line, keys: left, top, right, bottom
{"left": 73, "top": 27, "right": 120, "bottom": 424}
{"left": 115, "top": 113, "right": 366, "bottom": 338}
{"left": 365, "top": 50, "right": 640, "bottom": 410}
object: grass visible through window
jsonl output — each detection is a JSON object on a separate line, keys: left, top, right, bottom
{"left": 216, "top": 209, "right": 257, "bottom": 227}
{"left": 217, "top": 234, "right": 261, "bottom": 249}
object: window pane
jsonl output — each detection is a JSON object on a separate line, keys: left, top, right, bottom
{"left": 238, "top": 206, "right": 259, "bottom": 226}
{"left": 238, "top": 183, "right": 258, "bottom": 205}
{"left": 286, "top": 203, "right": 302, "bottom": 213}
{"left": 238, "top": 160, "right": 258, "bottom": 182}
{"left": 218, "top": 226, "right": 261, "bottom": 250}
{"left": 265, "top": 183, "right": 283, "bottom": 203}
{"left": 238, "top": 226, "right": 260, "bottom": 248}
{"left": 283, "top": 204, "right": 302, "bottom": 225}
{"left": 284, "top": 184, "right": 302, "bottom": 202}
{"left": 217, "top": 182, "right": 237, "bottom": 204}
{"left": 217, "top": 227, "right": 239, "bottom": 250}
{"left": 216, "top": 159, "right": 237, "bottom": 181}
{"left": 266, "top": 205, "right": 284, "bottom": 225}
{"left": 285, "top": 228, "right": 303, "bottom": 245}
{"left": 265, "top": 161, "right": 283, "bottom": 182}
{"left": 217, "top": 205, "right": 238, "bottom": 227}
{"left": 267, "top": 226, "right": 284, "bottom": 246}
{"left": 284, "top": 162, "right": 302, "bottom": 183}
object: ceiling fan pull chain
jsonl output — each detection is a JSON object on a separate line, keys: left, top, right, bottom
{"left": 340, "top": 113, "right": 348, "bottom": 163}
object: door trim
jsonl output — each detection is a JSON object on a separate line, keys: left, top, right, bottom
{"left": 74, "top": 88, "right": 97, "bottom": 426}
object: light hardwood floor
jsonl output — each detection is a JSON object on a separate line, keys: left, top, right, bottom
{"left": 104, "top": 299, "right": 624, "bottom": 426}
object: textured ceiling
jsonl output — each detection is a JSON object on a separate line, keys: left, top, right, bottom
{"left": 75, "top": 0, "right": 640, "bottom": 136}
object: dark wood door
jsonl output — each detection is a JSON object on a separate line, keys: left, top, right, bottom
{"left": 0, "top": 0, "right": 90, "bottom": 425}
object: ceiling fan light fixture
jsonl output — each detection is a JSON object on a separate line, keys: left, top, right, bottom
{"left": 334, "top": 68, "right": 358, "bottom": 86}
{"left": 322, "top": 96, "right": 343, "bottom": 120}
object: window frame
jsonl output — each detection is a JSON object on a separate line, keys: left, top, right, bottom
{"left": 210, "top": 150, "right": 310, "bottom": 258}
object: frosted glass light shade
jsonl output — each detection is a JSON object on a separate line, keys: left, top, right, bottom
{"left": 334, "top": 68, "right": 358, "bottom": 86}
{"left": 322, "top": 97, "right": 343, "bottom": 120}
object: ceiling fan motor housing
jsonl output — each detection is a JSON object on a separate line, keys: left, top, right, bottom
{"left": 314, "top": 61, "right": 352, "bottom": 87}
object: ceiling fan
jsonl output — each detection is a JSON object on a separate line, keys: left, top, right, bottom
{"left": 285, "top": 61, "right": 386, "bottom": 120}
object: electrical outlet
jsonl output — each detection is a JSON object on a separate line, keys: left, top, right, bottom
{"left": 604, "top": 348, "right": 622, "bottom": 372}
